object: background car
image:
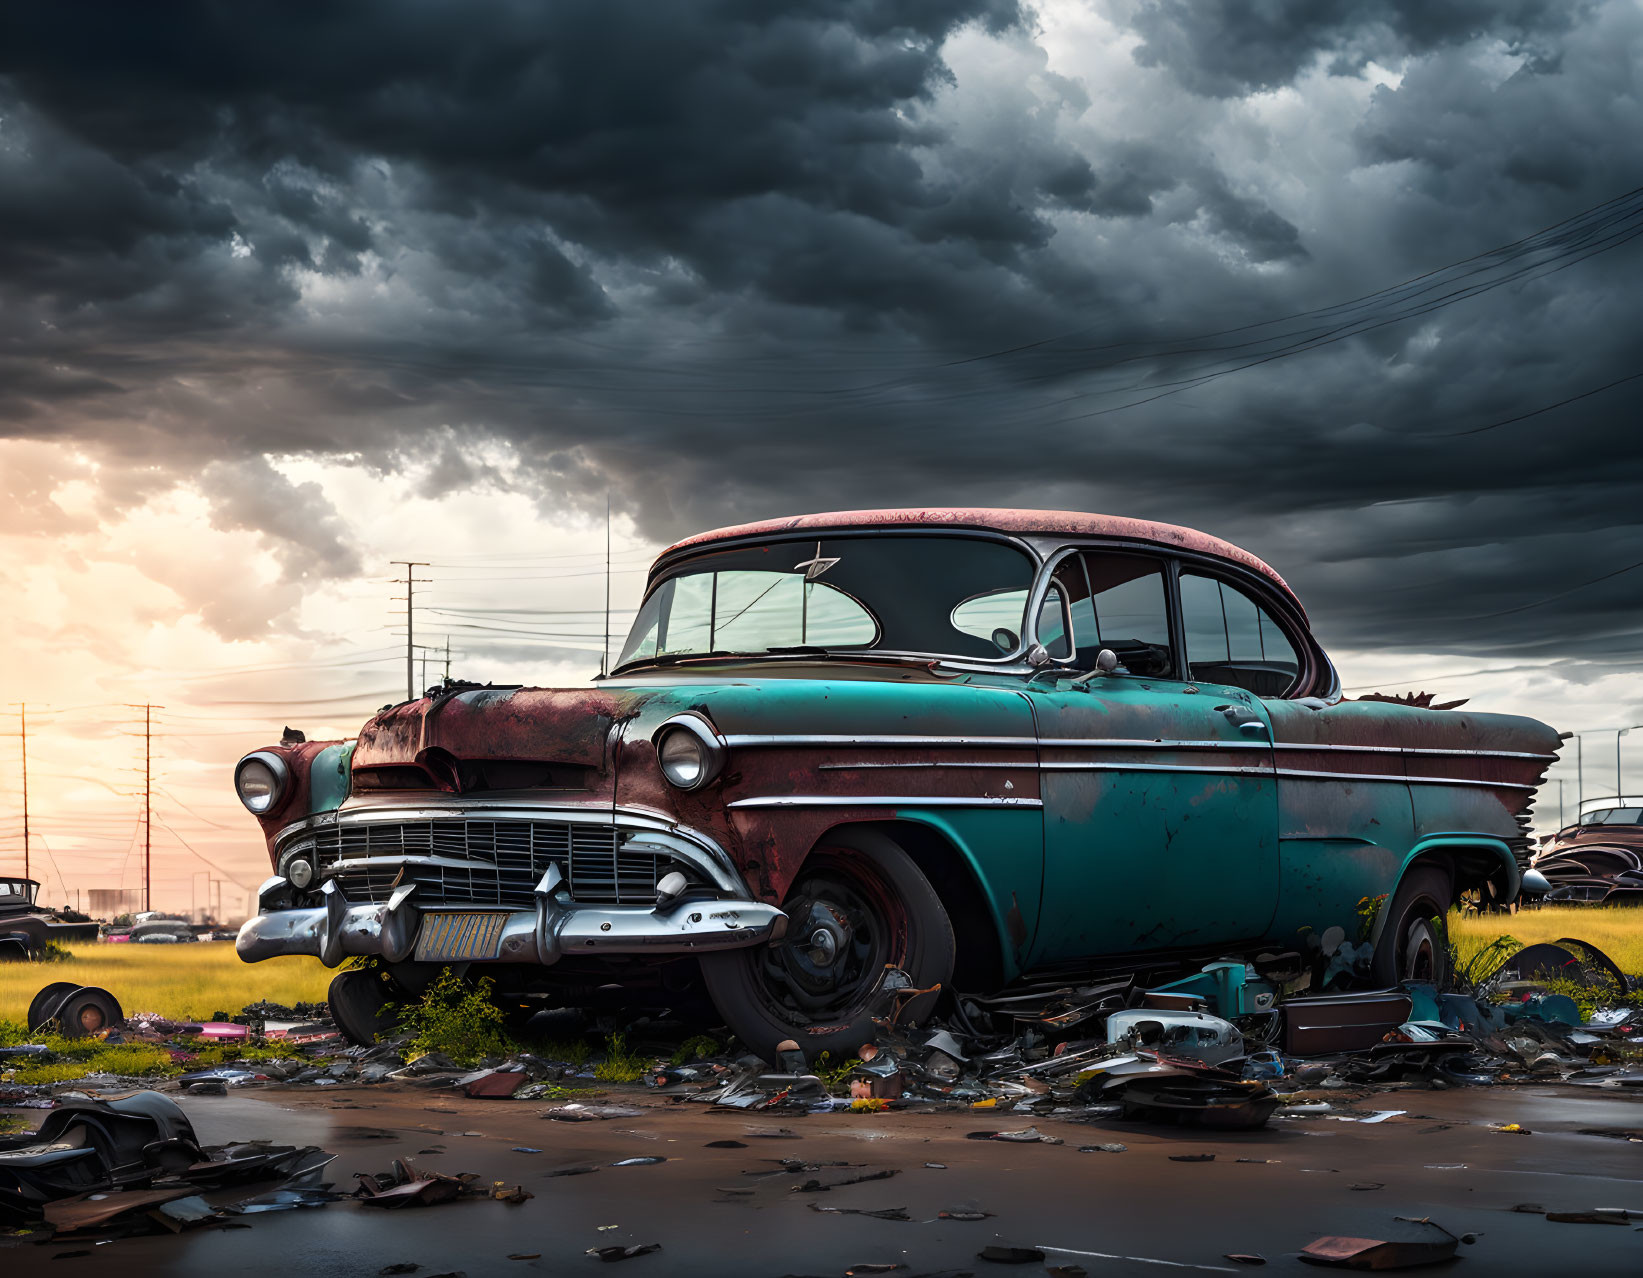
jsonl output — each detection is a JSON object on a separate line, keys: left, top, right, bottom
{"left": 0, "top": 878, "right": 101, "bottom": 959}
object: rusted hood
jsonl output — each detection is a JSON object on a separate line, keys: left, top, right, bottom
{"left": 353, "top": 686, "right": 647, "bottom": 778}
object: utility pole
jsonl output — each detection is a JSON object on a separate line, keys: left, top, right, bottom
{"left": 1575, "top": 732, "right": 1583, "bottom": 814}
{"left": 144, "top": 704, "right": 156, "bottom": 913}
{"left": 444, "top": 635, "right": 451, "bottom": 682}
{"left": 602, "top": 493, "right": 612, "bottom": 678}
{"left": 391, "top": 561, "right": 431, "bottom": 702}
{"left": 15, "top": 705, "right": 27, "bottom": 883}
{"left": 126, "top": 703, "right": 162, "bottom": 913}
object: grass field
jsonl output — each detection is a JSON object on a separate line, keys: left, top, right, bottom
{"left": 0, "top": 941, "right": 333, "bottom": 1024}
{"left": 0, "top": 907, "right": 1637, "bottom": 1028}
{"left": 1450, "top": 905, "right": 1643, "bottom": 977}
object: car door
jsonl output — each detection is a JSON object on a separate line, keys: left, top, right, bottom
{"left": 1176, "top": 568, "right": 1416, "bottom": 943}
{"left": 1029, "top": 551, "right": 1280, "bottom": 964}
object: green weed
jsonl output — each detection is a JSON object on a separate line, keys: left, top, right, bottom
{"left": 591, "top": 1032, "right": 652, "bottom": 1084}
{"left": 670, "top": 1034, "right": 721, "bottom": 1066}
{"left": 3, "top": 1036, "right": 177, "bottom": 1085}
{"left": 539, "top": 1038, "right": 594, "bottom": 1070}
{"left": 812, "top": 1051, "right": 862, "bottom": 1089}
{"left": 400, "top": 969, "right": 518, "bottom": 1066}
{"left": 178, "top": 1037, "right": 296, "bottom": 1067}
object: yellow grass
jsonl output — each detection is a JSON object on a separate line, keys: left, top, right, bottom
{"left": 1451, "top": 905, "right": 1643, "bottom": 977}
{"left": 0, "top": 941, "right": 333, "bottom": 1024}
{"left": 2, "top": 912, "right": 1635, "bottom": 1028}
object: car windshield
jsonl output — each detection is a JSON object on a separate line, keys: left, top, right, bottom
{"left": 616, "top": 535, "right": 1038, "bottom": 667}
{"left": 0, "top": 880, "right": 35, "bottom": 905}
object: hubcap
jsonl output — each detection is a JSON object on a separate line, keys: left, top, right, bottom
{"left": 1401, "top": 912, "right": 1441, "bottom": 983}
{"left": 754, "top": 862, "right": 897, "bottom": 1021}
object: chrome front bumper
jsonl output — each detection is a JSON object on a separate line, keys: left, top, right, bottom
{"left": 236, "top": 870, "right": 787, "bottom": 967}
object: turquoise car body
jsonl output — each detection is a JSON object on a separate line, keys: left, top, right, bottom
{"left": 239, "top": 509, "right": 1559, "bottom": 994}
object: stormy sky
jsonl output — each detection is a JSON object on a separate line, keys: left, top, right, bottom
{"left": 1, "top": 1, "right": 1640, "bottom": 907}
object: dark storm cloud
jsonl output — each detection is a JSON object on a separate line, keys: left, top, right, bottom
{"left": 1130, "top": 0, "right": 1586, "bottom": 98}
{"left": 0, "top": 0, "right": 1640, "bottom": 674}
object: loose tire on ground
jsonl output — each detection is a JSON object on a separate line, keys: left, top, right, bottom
{"left": 1371, "top": 864, "right": 1453, "bottom": 988}
{"left": 51, "top": 986, "right": 125, "bottom": 1038}
{"left": 699, "top": 836, "right": 955, "bottom": 1065}
{"left": 27, "top": 981, "right": 82, "bottom": 1031}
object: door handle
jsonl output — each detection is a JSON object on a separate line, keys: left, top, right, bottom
{"left": 1215, "top": 704, "right": 1269, "bottom": 734}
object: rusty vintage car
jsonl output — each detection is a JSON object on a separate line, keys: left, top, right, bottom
{"left": 0, "top": 878, "right": 100, "bottom": 959}
{"left": 233, "top": 509, "right": 1561, "bottom": 1053}
{"left": 1529, "top": 800, "right": 1643, "bottom": 905}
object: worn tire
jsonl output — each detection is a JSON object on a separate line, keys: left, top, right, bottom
{"left": 328, "top": 968, "right": 402, "bottom": 1046}
{"left": 52, "top": 986, "right": 125, "bottom": 1038}
{"left": 27, "top": 981, "right": 82, "bottom": 1031}
{"left": 1371, "top": 865, "right": 1453, "bottom": 988}
{"left": 699, "top": 838, "right": 955, "bottom": 1065}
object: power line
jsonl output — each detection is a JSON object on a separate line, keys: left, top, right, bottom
{"left": 1438, "top": 368, "right": 1643, "bottom": 438}
{"left": 1466, "top": 557, "right": 1643, "bottom": 620}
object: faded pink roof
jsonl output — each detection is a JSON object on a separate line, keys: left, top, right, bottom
{"left": 662, "top": 508, "right": 1300, "bottom": 614}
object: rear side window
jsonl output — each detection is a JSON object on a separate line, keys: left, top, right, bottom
{"left": 1063, "top": 553, "right": 1175, "bottom": 677}
{"left": 1180, "top": 573, "right": 1300, "bottom": 697}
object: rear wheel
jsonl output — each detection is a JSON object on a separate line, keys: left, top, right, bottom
{"left": 699, "top": 839, "right": 955, "bottom": 1064}
{"left": 1371, "top": 866, "right": 1453, "bottom": 988}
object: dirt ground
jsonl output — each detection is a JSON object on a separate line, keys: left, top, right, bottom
{"left": 8, "top": 1083, "right": 1642, "bottom": 1277}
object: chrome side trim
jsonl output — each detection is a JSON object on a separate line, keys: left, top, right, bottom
{"left": 1037, "top": 738, "right": 1269, "bottom": 750}
{"left": 1277, "top": 767, "right": 1537, "bottom": 791}
{"left": 1272, "top": 743, "right": 1557, "bottom": 761}
{"left": 1041, "top": 761, "right": 1272, "bottom": 776}
{"left": 727, "top": 795, "right": 1042, "bottom": 809}
{"left": 723, "top": 732, "right": 1552, "bottom": 761}
{"left": 818, "top": 761, "right": 1028, "bottom": 770}
{"left": 1041, "top": 761, "right": 1531, "bottom": 790}
{"left": 723, "top": 733, "right": 1037, "bottom": 748}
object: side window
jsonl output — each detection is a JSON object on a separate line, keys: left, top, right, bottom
{"left": 1069, "top": 553, "right": 1174, "bottom": 677}
{"left": 1180, "top": 572, "right": 1300, "bottom": 697}
{"left": 1035, "top": 584, "right": 1072, "bottom": 659}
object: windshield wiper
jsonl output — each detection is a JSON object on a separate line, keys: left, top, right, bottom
{"left": 640, "top": 650, "right": 735, "bottom": 667}
{"left": 761, "top": 645, "right": 829, "bottom": 656}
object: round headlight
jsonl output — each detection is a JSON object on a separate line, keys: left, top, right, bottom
{"left": 654, "top": 716, "right": 726, "bottom": 791}
{"left": 235, "top": 751, "right": 289, "bottom": 814}
{"left": 658, "top": 728, "right": 707, "bottom": 789}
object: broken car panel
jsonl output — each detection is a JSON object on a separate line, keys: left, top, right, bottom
{"left": 231, "top": 508, "right": 1560, "bottom": 1056}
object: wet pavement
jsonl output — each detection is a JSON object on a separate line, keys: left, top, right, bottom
{"left": 8, "top": 1083, "right": 1641, "bottom": 1276}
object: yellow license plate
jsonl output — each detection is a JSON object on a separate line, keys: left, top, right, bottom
{"left": 415, "top": 912, "right": 510, "bottom": 962}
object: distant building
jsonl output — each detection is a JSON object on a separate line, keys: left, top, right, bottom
{"left": 87, "top": 888, "right": 143, "bottom": 918}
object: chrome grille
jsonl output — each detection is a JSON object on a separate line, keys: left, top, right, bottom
{"left": 297, "top": 819, "right": 677, "bottom": 907}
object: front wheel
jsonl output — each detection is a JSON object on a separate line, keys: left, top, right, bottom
{"left": 328, "top": 967, "right": 403, "bottom": 1046}
{"left": 699, "top": 839, "right": 955, "bottom": 1064}
{"left": 1370, "top": 865, "right": 1453, "bottom": 988}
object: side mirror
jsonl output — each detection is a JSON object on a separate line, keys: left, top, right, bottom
{"left": 1025, "top": 643, "right": 1050, "bottom": 667}
{"left": 1070, "top": 648, "right": 1120, "bottom": 687}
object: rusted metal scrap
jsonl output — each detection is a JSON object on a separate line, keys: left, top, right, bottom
{"left": 1353, "top": 690, "right": 1470, "bottom": 710}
